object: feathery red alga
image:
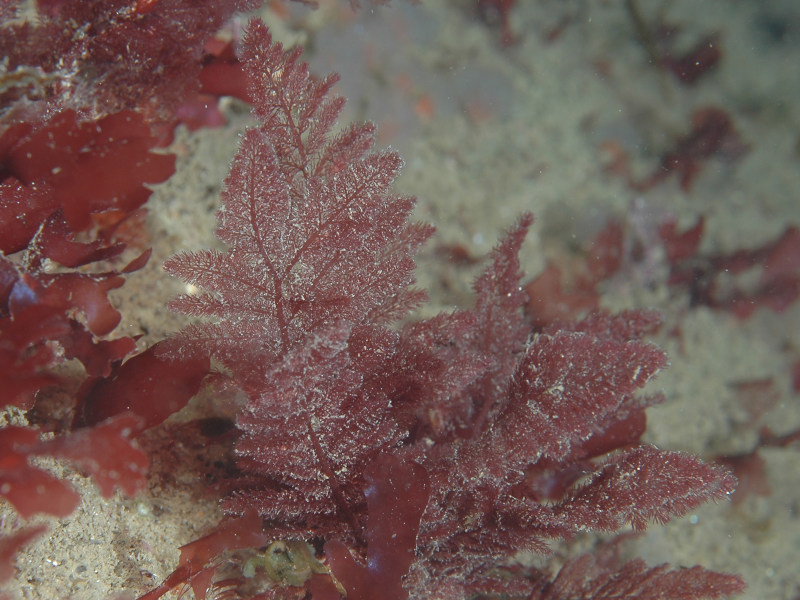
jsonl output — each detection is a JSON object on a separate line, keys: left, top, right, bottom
{"left": 156, "top": 17, "right": 744, "bottom": 600}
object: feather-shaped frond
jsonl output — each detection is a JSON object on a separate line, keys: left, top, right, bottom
{"left": 165, "top": 22, "right": 431, "bottom": 388}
